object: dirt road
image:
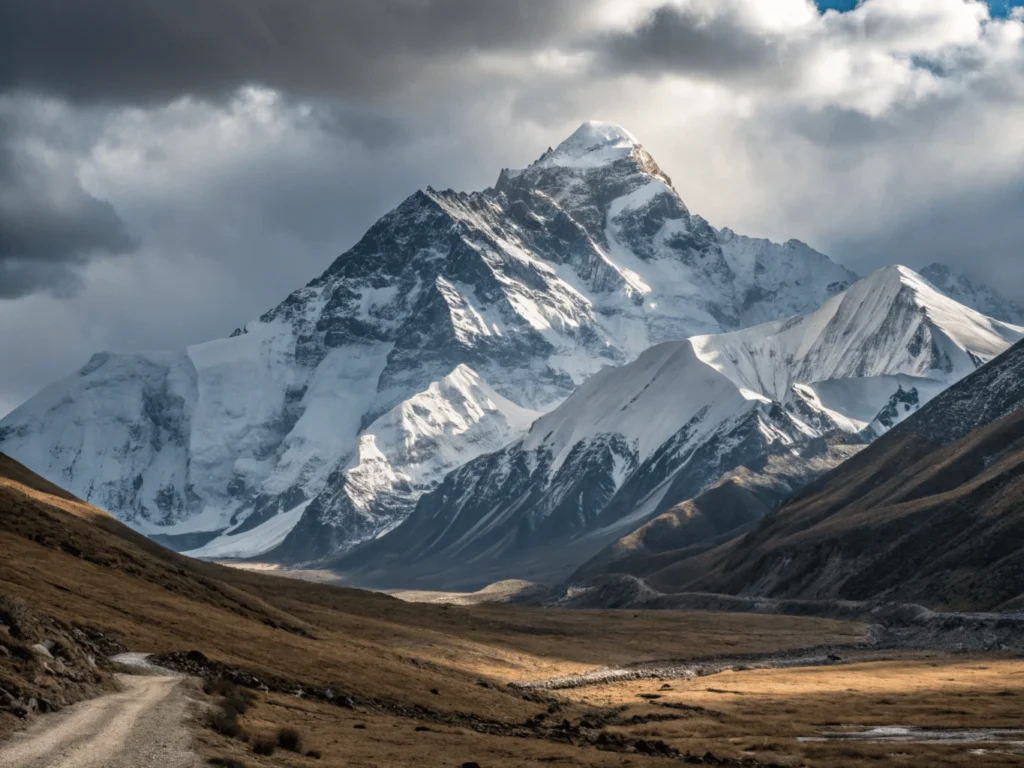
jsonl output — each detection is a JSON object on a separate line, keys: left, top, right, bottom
{"left": 0, "top": 674, "right": 200, "bottom": 768}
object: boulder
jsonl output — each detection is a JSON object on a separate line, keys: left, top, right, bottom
{"left": 30, "top": 644, "right": 53, "bottom": 659}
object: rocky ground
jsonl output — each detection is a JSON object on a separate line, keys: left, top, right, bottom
{"left": 0, "top": 598, "right": 123, "bottom": 726}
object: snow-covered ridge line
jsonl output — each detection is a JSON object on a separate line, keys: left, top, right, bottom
{"left": 333, "top": 265, "right": 1021, "bottom": 588}
{"left": 919, "top": 262, "right": 1024, "bottom": 326}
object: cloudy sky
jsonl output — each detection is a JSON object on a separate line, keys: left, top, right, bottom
{"left": 1, "top": 0, "right": 1023, "bottom": 415}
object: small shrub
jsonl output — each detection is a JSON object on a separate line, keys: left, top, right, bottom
{"left": 203, "top": 678, "right": 234, "bottom": 696}
{"left": 208, "top": 708, "right": 243, "bottom": 739}
{"left": 204, "top": 678, "right": 255, "bottom": 715}
{"left": 207, "top": 758, "right": 248, "bottom": 768}
{"left": 223, "top": 691, "right": 255, "bottom": 717}
{"left": 276, "top": 726, "right": 302, "bottom": 752}
{"left": 252, "top": 737, "right": 276, "bottom": 756}
{"left": 201, "top": 678, "right": 255, "bottom": 745}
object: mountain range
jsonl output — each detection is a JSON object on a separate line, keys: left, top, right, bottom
{"left": 337, "top": 266, "right": 1021, "bottom": 589}
{"left": 0, "top": 122, "right": 857, "bottom": 560}
{"left": 1, "top": 121, "right": 1021, "bottom": 582}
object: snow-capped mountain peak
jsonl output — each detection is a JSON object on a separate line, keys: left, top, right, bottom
{"left": 535, "top": 121, "right": 644, "bottom": 170}
{"left": 689, "top": 264, "right": 1021, "bottom": 405}
{"left": 0, "top": 122, "right": 866, "bottom": 562}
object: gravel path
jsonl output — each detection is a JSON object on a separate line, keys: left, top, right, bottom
{"left": 0, "top": 674, "right": 201, "bottom": 768}
{"left": 109, "top": 653, "right": 182, "bottom": 676}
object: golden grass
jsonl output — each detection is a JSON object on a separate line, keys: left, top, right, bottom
{"left": 558, "top": 656, "right": 1024, "bottom": 767}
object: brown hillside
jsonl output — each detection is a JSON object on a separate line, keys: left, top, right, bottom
{"left": 0, "top": 452, "right": 867, "bottom": 765}
{"left": 658, "top": 406, "right": 1024, "bottom": 611}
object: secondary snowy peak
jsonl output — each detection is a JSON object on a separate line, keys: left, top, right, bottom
{"left": 1, "top": 121, "right": 860, "bottom": 562}
{"left": 691, "top": 265, "right": 1023, "bottom": 404}
{"left": 362, "top": 366, "right": 533, "bottom": 473}
{"left": 519, "top": 342, "right": 741, "bottom": 474}
{"left": 919, "top": 262, "right": 1024, "bottom": 326}
{"left": 531, "top": 265, "right": 1021, "bottom": 471}
{"left": 335, "top": 267, "right": 1021, "bottom": 589}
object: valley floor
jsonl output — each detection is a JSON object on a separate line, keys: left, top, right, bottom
{"left": 3, "top": 455, "right": 1023, "bottom": 767}
{"left": 188, "top": 649, "right": 1024, "bottom": 768}
{"left": 551, "top": 654, "right": 1024, "bottom": 767}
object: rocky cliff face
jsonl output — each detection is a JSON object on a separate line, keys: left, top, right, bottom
{"left": 0, "top": 121, "right": 860, "bottom": 560}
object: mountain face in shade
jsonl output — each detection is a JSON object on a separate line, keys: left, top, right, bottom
{"left": 656, "top": 339, "right": 1024, "bottom": 612}
{"left": 567, "top": 446, "right": 863, "bottom": 585}
{"left": 334, "top": 267, "right": 1022, "bottom": 590}
{"left": 0, "top": 122, "right": 857, "bottom": 559}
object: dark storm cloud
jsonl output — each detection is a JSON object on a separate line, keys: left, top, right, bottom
{"left": 0, "top": 0, "right": 587, "bottom": 106}
{"left": 311, "top": 105, "right": 414, "bottom": 150}
{"left": 833, "top": 177, "right": 1024, "bottom": 297}
{"left": 0, "top": 119, "right": 136, "bottom": 298}
{"left": 592, "top": 5, "right": 789, "bottom": 82}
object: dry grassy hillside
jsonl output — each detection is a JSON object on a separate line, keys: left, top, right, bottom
{"left": 665, "top": 408, "right": 1024, "bottom": 610}
{"left": 2, "top": 453, "right": 1022, "bottom": 766}
{"left": 1, "top": 452, "right": 880, "bottom": 766}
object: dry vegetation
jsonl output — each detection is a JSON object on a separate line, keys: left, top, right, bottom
{"left": 557, "top": 656, "right": 1024, "bottom": 767}
{"left": 2, "top": 453, "right": 1022, "bottom": 766}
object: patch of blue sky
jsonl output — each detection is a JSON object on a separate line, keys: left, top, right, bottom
{"left": 816, "top": 0, "right": 1020, "bottom": 16}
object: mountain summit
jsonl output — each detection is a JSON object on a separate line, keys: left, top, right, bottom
{"left": 2, "top": 122, "right": 860, "bottom": 560}
{"left": 532, "top": 121, "right": 647, "bottom": 169}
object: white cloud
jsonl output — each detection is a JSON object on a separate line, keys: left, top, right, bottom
{"left": 2, "top": 0, "right": 1023, "bottom": 411}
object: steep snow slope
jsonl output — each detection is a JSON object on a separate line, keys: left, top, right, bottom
{"left": 919, "top": 262, "right": 1024, "bottom": 325}
{"left": 0, "top": 351, "right": 196, "bottom": 528}
{"left": 691, "top": 266, "right": 1013, "bottom": 401}
{"left": 335, "top": 266, "right": 1022, "bottom": 589}
{"left": 0, "top": 121, "right": 858, "bottom": 559}
{"left": 186, "top": 365, "right": 538, "bottom": 558}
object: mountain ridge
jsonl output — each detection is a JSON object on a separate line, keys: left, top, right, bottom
{"left": 0, "top": 121, "right": 859, "bottom": 561}
{"left": 332, "top": 265, "right": 1022, "bottom": 589}
{"left": 919, "top": 262, "right": 1024, "bottom": 325}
